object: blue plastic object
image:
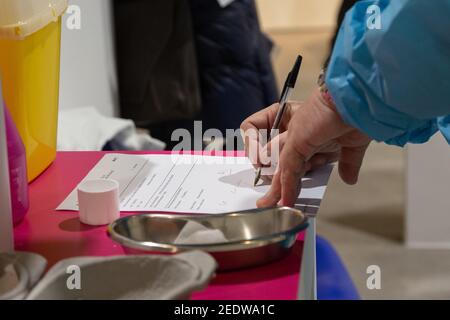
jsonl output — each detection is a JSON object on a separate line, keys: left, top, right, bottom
{"left": 316, "top": 236, "right": 360, "bottom": 300}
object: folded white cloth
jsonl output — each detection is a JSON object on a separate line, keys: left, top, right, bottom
{"left": 57, "top": 107, "right": 165, "bottom": 151}
{"left": 175, "top": 221, "right": 228, "bottom": 245}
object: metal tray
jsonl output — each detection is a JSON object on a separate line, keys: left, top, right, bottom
{"left": 107, "top": 207, "right": 308, "bottom": 271}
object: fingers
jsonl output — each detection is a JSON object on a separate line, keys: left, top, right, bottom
{"left": 245, "top": 133, "right": 263, "bottom": 168}
{"left": 258, "top": 150, "right": 337, "bottom": 182}
{"left": 263, "top": 132, "right": 287, "bottom": 158}
{"left": 255, "top": 89, "right": 369, "bottom": 208}
{"left": 259, "top": 131, "right": 287, "bottom": 170}
{"left": 307, "top": 151, "right": 340, "bottom": 172}
{"left": 240, "top": 102, "right": 301, "bottom": 166}
{"left": 257, "top": 90, "right": 350, "bottom": 208}
{"left": 258, "top": 141, "right": 307, "bottom": 208}
{"left": 257, "top": 169, "right": 282, "bottom": 208}
{"left": 279, "top": 143, "right": 308, "bottom": 207}
{"left": 338, "top": 145, "right": 369, "bottom": 185}
{"left": 240, "top": 103, "right": 281, "bottom": 135}
{"left": 241, "top": 103, "right": 280, "bottom": 167}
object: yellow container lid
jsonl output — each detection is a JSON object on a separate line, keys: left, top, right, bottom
{"left": 0, "top": 0, "right": 67, "bottom": 40}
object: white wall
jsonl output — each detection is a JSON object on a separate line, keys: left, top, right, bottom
{"left": 256, "top": 0, "right": 341, "bottom": 31}
{"left": 59, "top": 0, "right": 117, "bottom": 117}
{"left": 406, "top": 134, "right": 450, "bottom": 248}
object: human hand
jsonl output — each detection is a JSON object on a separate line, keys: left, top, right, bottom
{"left": 240, "top": 102, "right": 299, "bottom": 169}
{"left": 257, "top": 88, "right": 372, "bottom": 208}
{"left": 240, "top": 99, "right": 344, "bottom": 177}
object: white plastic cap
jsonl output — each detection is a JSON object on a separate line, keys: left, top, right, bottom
{"left": 0, "top": 0, "right": 67, "bottom": 40}
{"left": 77, "top": 179, "right": 120, "bottom": 226}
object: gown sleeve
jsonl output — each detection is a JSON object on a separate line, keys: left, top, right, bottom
{"left": 326, "top": 0, "right": 450, "bottom": 146}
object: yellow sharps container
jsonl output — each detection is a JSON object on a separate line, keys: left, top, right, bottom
{"left": 0, "top": 0, "right": 67, "bottom": 181}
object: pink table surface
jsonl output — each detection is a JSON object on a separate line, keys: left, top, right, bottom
{"left": 14, "top": 151, "right": 305, "bottom": 300}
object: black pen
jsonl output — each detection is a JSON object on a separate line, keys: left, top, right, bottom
{"left": 254, "top": 55, "right": 303, "bottom": 186}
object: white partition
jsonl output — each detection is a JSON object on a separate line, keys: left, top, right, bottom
{"left": 406, "top": 134, "right": 450, "bottom": 248}
{"left": 59, "top": 0, "right": 118, "bottom": 117}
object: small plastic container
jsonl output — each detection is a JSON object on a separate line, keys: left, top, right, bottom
{"left": 0, "top": 0, "right": 67, "bottom": 181}
{"left": 4, "top": 104, "right": 29, "bottom": 225}
{"left": 77, "top": 179, "right": 120, "bottom": 226}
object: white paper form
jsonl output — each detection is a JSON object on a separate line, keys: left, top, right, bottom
{"left": 57, "top": 154, "right": 333, "bottom": 215}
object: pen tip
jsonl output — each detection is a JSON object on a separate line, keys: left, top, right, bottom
{"left": 254, "top": 169, "right": 261, "bottom": 187}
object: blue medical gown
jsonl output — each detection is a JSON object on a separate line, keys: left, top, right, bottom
{"left": 326, "top": 0, "right": 450, "bottom": 146}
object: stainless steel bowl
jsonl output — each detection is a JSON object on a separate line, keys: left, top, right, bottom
{"left": 108, "top": 207, "right": 308, "bottom": 271}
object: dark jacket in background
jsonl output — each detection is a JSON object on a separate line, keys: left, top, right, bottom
{"left": 114, "top": 0, "right": 278, "bottom": 148}
{"left": 189, "top": 0, "right": 278, "bottom": 132}
{"left": 113, "top": 0, "right": 201, "bottom": 128}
